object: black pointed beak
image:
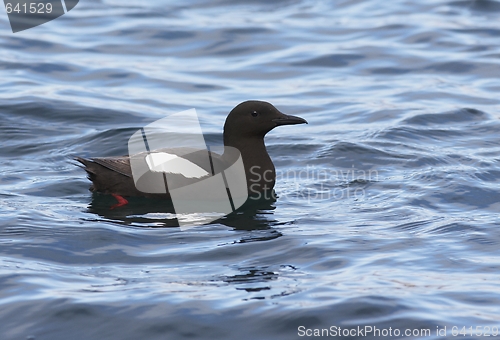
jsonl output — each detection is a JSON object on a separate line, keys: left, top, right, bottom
{"left": 272, "top": 113, "right": 308, "bottom": 126}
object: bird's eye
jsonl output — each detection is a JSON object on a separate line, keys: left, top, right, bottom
{"left": 251, "top": 111, "right": 259, "bottom": 117}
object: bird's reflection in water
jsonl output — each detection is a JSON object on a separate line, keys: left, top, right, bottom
{"left": 86, "top": 191, "right": 282, "bottom": 233}
{"left": 224, "top": 267, "right": 277, "bottom": 294}
{"left": 220, "top": 264, "right": 300, "bottom": 299}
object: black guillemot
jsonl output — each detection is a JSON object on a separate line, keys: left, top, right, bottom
{"left": 76, "top": 100, "right": 307, "bottom": 208}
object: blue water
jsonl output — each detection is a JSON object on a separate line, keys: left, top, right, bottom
{"left": 1, "top": 0, "right": 500, "bottom": 339}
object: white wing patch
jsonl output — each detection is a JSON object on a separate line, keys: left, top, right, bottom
{"left": 145, "top": 152, "right": 209, "bottom": 178}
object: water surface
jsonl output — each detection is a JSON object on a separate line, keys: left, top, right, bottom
{"left": 1, "top": 0, "right": 500, "bottom": 339}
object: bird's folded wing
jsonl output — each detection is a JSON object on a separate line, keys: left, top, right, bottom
{"left": 90, "top": 157, "right": 133, "bottom": 177}
{"left": 90, "top": 148, "right": 225, "bottom": 179}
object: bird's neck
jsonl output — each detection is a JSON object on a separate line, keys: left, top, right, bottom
{"left": 223, "top": 134, "right": 276, "bottom": 193}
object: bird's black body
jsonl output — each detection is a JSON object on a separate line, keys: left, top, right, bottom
{"left": 76, "top": 100, "right": 307, "bottom": 199}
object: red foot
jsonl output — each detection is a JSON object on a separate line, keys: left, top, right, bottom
{"left": 110, "top": 194, "right": 129, "bottom": 209}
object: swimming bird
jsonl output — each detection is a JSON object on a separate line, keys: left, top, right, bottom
{"left": 76, "top": 100, "right": 307, "bottom": 208}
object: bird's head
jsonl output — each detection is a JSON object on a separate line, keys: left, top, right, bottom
{"left": 223, "top": 100, "right": 307, "bottom": 144}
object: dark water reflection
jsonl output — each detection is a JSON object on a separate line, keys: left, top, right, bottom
{"left": 87, "top": 193, "right": 279, "bottom": 231}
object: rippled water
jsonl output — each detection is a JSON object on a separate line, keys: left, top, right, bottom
{"left": 1, "top": 0, "right": 500, "bottom": 339}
